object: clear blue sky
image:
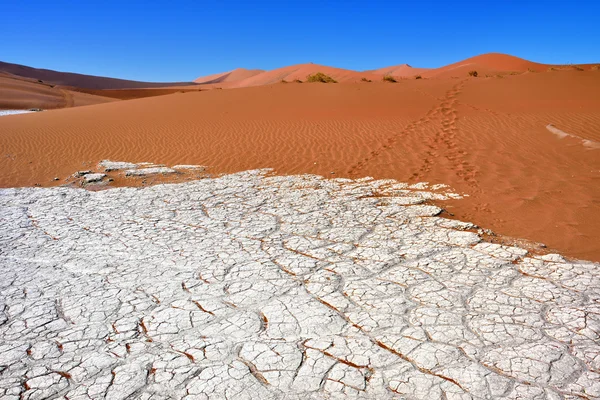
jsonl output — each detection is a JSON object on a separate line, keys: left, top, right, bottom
{"left": 2, "top": 0, "right": 598, "bottom": 82}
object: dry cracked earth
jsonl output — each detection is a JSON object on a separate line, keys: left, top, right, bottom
{"left": 1, "top": 170, "right": 599, "bottom": 399}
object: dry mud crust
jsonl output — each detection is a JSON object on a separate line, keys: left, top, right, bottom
{"left": 0, "top": 171, "right": 599, "bottom": 399}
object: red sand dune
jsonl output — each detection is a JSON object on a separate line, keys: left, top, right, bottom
{"left": 367, "top": 64, "right": 431, "bottom": 78}
{"left": 223, "top": 63, "right": 384, "bottom": 87}
{"left": 194, "top": 68, "right": 264, "bottom": 84}
{"left": 421, "top": 53, "right": 563, "bottom": 78}
{"left": 1, "top": 69, "right": 599, "bottom": 261}
{"left": 0, "top": 61, "right": 202, "bottom": 108}
{"left": 0, "top": 74, "right": 116, "bottom": 109}
{"left": 0, "top": 60, "right": 197, "bottom": 89}
{"left": 5, "top": 53, "right": 597, "bottom": 110}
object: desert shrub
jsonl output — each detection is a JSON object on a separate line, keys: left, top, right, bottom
{"left": 306, "top": 72, "right": 337, "bottom": 83}
{"left": 573, "top": 66, "right": 584, "bottom": 71}
{"left": 37, "top": 79, "right": 43, "bottom": 83}
{"left": 382, "top": 75, "right": 397, "bottom": 83}
{"left": 415, "top": 75, "right": 422, "bottom": 79}
{"left": 527, "top": 68, "right": 536, "bottom": 72}
{"left": 468, "top": 70, "right": 478, "bottom": 77}
{"left": 293, "top": 79, "right": 303, "bottom": 83}
{"left": 361, "top": 77, "right": 372, "bottom": 82}
{"left": 280, "top": 79, "right": 288, "bottom": 83}
{"left": 548, "top": 67, "right": 556, "bottom": 71}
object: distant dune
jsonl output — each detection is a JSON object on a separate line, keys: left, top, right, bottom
{"left": 0, "top": 61, "right": 200, "bottom": 109}
{"left": 0, "top": 60, "right": 197, "bottom": 89}
{"left": 371, "top": 53, "right": 598, "bottom": 80}
{"left": 4, "top": 53, "right": 598, "bottom": 109}
{"left": 422, "top": 53, "right": 563, "bottom": 78}
{"left": 193, "top": 63, "right": 384, "bottom": 88}
{"left": 367, "top": 64, "right": 431, "bottom": 78}
{"left": 0, "top": 73, "right": 116, "bottom": 109}
{"left": 194, "top": 68, "right": 264, "bottom": 84}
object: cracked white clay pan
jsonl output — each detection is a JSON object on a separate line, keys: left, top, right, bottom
{"left": 1, "top": 169, "right": 599, "bottom": 399}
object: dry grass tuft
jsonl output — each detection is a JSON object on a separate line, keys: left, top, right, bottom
{"left": 306, "top": 72, "right": 337, "bottom": 83}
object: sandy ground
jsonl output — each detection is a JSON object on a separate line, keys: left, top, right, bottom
{"left": 1, "top": 68, "right": 599, "bottom": 261}
{"left": 1, "top": 170, "right": 599, "bottom": 399}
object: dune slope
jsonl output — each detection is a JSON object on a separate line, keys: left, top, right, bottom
{"left": 0, "top": 60, "right": 197, "bottom": 89}
{"left": 228, "top": 63, "right": 384, "bottom": 87}
{"left": 421, "top": 53, "right": 552, "bottom": 78}
{"left": 367, "top": 64, "right": 431, "bottom": 78}
{"left": 0, "top": 74, "right": 117, "bottom": 109}
{"left": 194, "top": 68, "right": 265, "bottom": 84}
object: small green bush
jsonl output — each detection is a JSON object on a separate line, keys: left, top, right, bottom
{"left": 468, "top": 70, "right": 478, "bottom": 77}
{"left": 383, "top": 75, "right": 397, "bottom": 83}
{"left": 306, "top": 72, "right": 337, "bottom": 83}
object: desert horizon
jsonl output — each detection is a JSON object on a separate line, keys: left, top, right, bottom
{"left": 2, "top": 52, "right": 600, "bottom": 109}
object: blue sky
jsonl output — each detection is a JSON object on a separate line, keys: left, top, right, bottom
{"left": 2, "top": 0, "right": 598, "bottom": 82}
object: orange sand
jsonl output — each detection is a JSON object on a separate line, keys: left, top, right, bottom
{"left": 194, "top": 68, "right": 265, "bottom": 84}
{"left": 1, "top": 54, "right": 599, "bottom": 261}
{"left": 194, "top": 64, "right": 385, "bottom": 88}
{"left": 0, "top": 74, "right": 117, "bottom": 109}
{"left": 0, "top": 60, "right": 197, "bottom": 89}
{"left": 367, "top": 64, "right": 431, "bottom": 78}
